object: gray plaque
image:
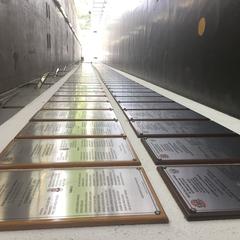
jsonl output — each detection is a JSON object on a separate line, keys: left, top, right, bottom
{"left": 54, "top": 92, "right": 105, "bottom": 96}
{"left": 113, "top": 93, "right": 161, "bottom": 97}
{"left": 49, "top": 96, "right": 108, "bottom": 102}
{"left": 116, "top": 97, "right": 173, "bottom": 103}
{"left": 32, "top": 110, "right": 117, "bottom": 121}
{"left": 143, "top": 137, "right": 240, "bottom": 165}
{"left": 132, "top": 121, "right": 235, "bottom": 137}
{"left": 0, "top": 167, "right": 167, "bottom": 230}
{"left": 43, "top": 102, "right": 112, "bottom": 110}
{"left": 159, "top": 165, "right": 240, "bottom": 220}
{"left": 17, "top": 121, "right": 125, "bottom": 138}
{"left": 125, "top": 110, "right": 206, "bottom": 121}
{"left": 0, "top": 138, "right": 139, "bottom": 168}
{"left": 120, "top": 102, "right": 187, "bottom": 110}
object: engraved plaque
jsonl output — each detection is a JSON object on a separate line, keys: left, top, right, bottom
{"left": 32, "top": 110, "right": 117, "bottom": 121}
{"left": 120, "top": 102, "right": 187, "bottom": 110}
{"left": 0, "top": 138, "right": 139, "bottom": 168}
{"left": 49, "top": 96, "right": 108, "bottom": 102}
{"left": 159, "top": 165, "right": 240, "bottom": 220}
{"left": 113, "top": 93, "right": 161, "bottom": 97}
{"left": 125, "top": 110, "right": 206, "bottom": 121}
{"left": 143, "top": 137, "right": 240, "bottom": 165}
{"left": 43, "top": 102, "right": 112, "bottom": 110}
{"left": 17, "top": 121, "right": 125, "bottom": 138}
{"left": 132, "top": 121, "right": 235, "bottom": 137}
{"left": 116, "top": 97, "right": 173, "bottom": 103}
{"left": 54, "top": 92, "right": 105, "bottom": 96}
{"left": 0, "top": 167, "right": 167, "bottom": 230}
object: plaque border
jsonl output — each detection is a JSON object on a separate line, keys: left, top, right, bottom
{"left": 158, "top": 166, "right": 240, "bottom": 221}
{"left": 0, "top": 167, "right": 168, "bottom": 230}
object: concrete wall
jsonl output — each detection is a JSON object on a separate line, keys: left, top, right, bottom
{"left": 102, "top": 0, "right": 240, "bottom": 119}
{"left": 0, "top": 0, "right": 81, "bottom": 93}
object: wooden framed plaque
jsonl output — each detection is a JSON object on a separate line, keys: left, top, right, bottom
{"left": 120, "top": 102, "right": 187, "bottom": 110}
{"left": 142, "top": 137, "right": 240, "bottom": 165}
{"left": 54, "top": 92, "right": 106, "bottom": 97}
{"left": 116, "top": 97, "right": 173, "bottom": 103}
{"left": 0, "top": 167, "right": 168, "bottom": 230}
{"left": 0, "top": 138, "right": 140, "bottom": 169}
{"left": 32, "top": 110, "right": 117, "bottom": 121}
{"left": 158, "top": 165, "right": 240, "bottom": 220}
{"left": 125, "top": 110, "right": 207, "bottom": 121}
{"left": 43, "top": 102, "right": 112, "bottom": 110}
{"left": 16, "top": 121, "right": 125, "bottom": 138}
{"left": 131, "top": 121, "right": 236, "bottom": 137}
{"left": 49, "top": 96, "right": 108, "bottom": 102}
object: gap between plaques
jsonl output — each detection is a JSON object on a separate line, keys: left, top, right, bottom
{"left": 93, "top": 64, "right": 182, "bottom": 222}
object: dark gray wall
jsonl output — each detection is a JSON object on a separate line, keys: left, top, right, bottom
{"left": 103, "top": 0, "right": 240, "bottom": 119}
{"left": 0, "top": 0, "right": 81, "bottom": 93}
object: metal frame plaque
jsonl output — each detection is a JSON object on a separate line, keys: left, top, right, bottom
{"left": 16, "top": 121, "right": 125, "bottom": 138}
{"left": 131, "top": 121, "right": 236, "bottom": 137}
{"left": 43, "top": 102, "right": 112, "bottom": 110}
{"left": 49, "top": 96, "right": 108, "bottom": 102}
{"left": 0, "top": 167, "right": 167, "bottom": 230}
{"left": 32, "top": 110, "right": 117, "bottom": 121}
{"left": 125, "top": 110, "right": 207, "bottom": 121}
{"left": 116, "top": 97, "right": 173, "bottom": 103}
{"left": 120, "top": 102, "right": 187, "bottom": 110}
{"left": 159, "top": 165, "right": 240, "bottom": 220}
{"left": 142, "top": 137, "right": 240, "bottom": 165}
{"left": 0, "top": 138, "right": 140, "bottom": 169}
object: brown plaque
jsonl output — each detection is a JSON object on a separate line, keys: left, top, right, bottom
{"left": 131, "top": 121, "right": 236, "bottom": 137}
{"left": 142, "top": 137, "right": 240, "bottom": 165}
{"left": 158, "top": 165, "right": 240, "bottom": 220}
{"left": 32, "top": 110, "right": 117, "bottom": 121}
{"left": 0, "top": 167, "right": 168, "bottom": 230}
{"left": 0, "top": 138, "right": 140, "bottom": 169}
{"left": 49, "top": 96, "right": 108, "bottom": 102}
{"left": 125, "top": 110, "right": 207, "bottom": 121}
{"left": 43, "top": 102, "right": 112, "bottom": 110}
{"left": 16, "top": 121, "right": 125, "bottom": 138}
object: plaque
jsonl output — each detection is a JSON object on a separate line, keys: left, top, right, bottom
{"left": 49, "top": 96, "right": 108, "bottom": 102}
{"left": 131, "top": 121, "right": 236, "bottom": 137}
{"left": 0, "top": 138, "right": 140, "bottom": 168}
{"left": 159, "top": 165, "right": 240, "bottom": 220}
{"left": 143, "top": 137, "right": 240, "bottom": 165}
{"left": 32, "top": 110, "right": 117, "bottom": 121}
{"left": 0, "top": 167, "right": 167, "bottom": 230}
{"left": 113, "top": 93, "right": 161, "bottom": 97}
{"left": 17, "top": 121, "right": 125, "bottom": 138}
{"left": 116, "top": 97, "right": 173, "bottom": 103}
{"left": 54, "top": 92, "right": 105, "bottom": 96}
{"left": 43, "top": 102, "right": 112, "bottom": 110}
{"left": 125, "top": 110, "right": 207, "bottom": 121}
{"left": 120, "top": 102, "right": 187, "bottom": 110}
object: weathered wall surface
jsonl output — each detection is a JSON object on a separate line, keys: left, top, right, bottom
{"left": 102, "top": 0, "right": 240, "bottom": 118}
{"left": 0, "top": 0, "right": 81, "bottom": 93}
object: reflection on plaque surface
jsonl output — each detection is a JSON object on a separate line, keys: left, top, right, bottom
{"left": 143, "top": 137, "right": 240, "bottom": 165}
{"left": 132, "top": 121, "right": 235, "bottom": 137}
{"left": 116, "top": 97, "right": 172, "bottom": 103}
{"left": 0, "top": 138, "right": 139, "bottom": 168}
{"left": 159, "top": 165, "right": 240, "bottom": 220}
{"left": 0, "top": 167, "right": 167, "bottom": 230}
{"left": 49, "top": 96, "right": 108, "bottom": 102}
{"left": 17, "top": 121, "right": 125, "bottom": 138}
{"left": 120, "top": 102, "right": 187, "bottom": 110}
{"left": 54, "top": 92, "right": 105, "bottom": 96}
{"left": 125, "top": 110, "right": 206, "bottom": 121}
{"left": 32, "top": 110, "right": 116, "bottom": 121}
{"left": 43, "top": 102, "right": 112, "bottom": 110}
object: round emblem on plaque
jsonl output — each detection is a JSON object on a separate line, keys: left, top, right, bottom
{"left": 191, "top": 199, "right": 206, "bottom": 208}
